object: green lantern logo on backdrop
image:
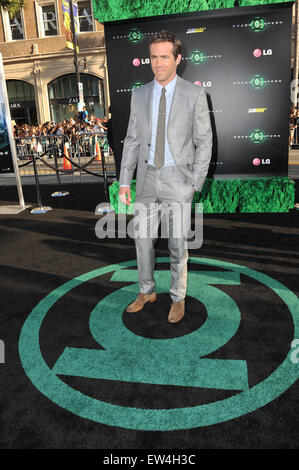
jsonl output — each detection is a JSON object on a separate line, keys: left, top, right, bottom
{"left": 19, "top": 258, "right": 299, "bottom": 431}
{"left": 250, "top": 17, "right": 267, "bottom": 32}
{"left": 190, "top": 50, "right": 206, "bottom": 65}
{"left": 131, "top": 80, "right": 144, "bottom": 90}
{"left": 128, "top": 28, "right": 143, "bottom": 43}
{"left": 250, "top": 129, "right": 266, "bottom": 144}
{"left": 250, "top": 74, "right": 266, "bottom": 90}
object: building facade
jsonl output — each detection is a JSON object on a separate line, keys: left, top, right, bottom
{"left": 0, "top": 0, "right": 108, "bottom": 125}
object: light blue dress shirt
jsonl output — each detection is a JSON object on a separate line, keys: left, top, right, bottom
{"left": 148, "top": 75, "right": 177, "bottom": 166}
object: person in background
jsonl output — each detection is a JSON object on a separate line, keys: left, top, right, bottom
{"left": 289, "top": 107, "right": 297, "bottom": 149}
{"left": 82, "top": 106, "right": 89, "bottom": 123}
{"left": 56, "top": 123, "right": 64, "bottom": 135}
{"left": 100, "top": 117, "right": 108, "bottom": 131}
{"left": 93, "top": 118, "right": 101, "bottom": 132}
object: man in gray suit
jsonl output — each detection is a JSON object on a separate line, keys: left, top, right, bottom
{"left": 119, "top": 31, "right": 212, "bottom": 323}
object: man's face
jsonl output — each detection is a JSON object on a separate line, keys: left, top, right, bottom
{"left": 150, "top": 41, "right": 181, "bottom": 86}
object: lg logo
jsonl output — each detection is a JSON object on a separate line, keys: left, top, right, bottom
{"left": 132, "top": 58, "right": 150, "bottom": 66}
{"left": 253, "top": 49, "right": 272, "bottom": 57}
{"left": 194, "top": 81, "right": 212, "bottom": 87}
{"left": 253, "top": 158, "right": 271, "bottom": 166}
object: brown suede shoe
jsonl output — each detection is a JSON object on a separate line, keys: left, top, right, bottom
{"left": 126, "top": 292, "right": 157, "bottom": 313}
{"left": 168, "top": 300, "right": 185, "bottom": 323}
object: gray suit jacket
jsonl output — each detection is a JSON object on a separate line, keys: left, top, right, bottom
{"left": 119, "top": 75, "right": 212, "bottom": 195}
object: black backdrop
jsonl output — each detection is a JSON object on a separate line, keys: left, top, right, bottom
{"left": 104, "top": 2, "right": 293, "bottom": 179}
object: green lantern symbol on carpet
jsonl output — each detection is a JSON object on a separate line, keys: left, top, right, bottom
{"left": 51, "top": 268, "right": 247, "bottom": 390}
{"left": 250, "top": 17, "right": 266, "bottom": 32}
{"left": 19, "top": 258, "right": 299, "bottom": 431}
{"left": 250, "top": 74, "right": 266, "bottom": 90}
{"left": 190, "top": 50, "right": 206, "bottom": 65}
{"left": 128, "top": 29, "right": 143, "bottom": 43}
{"left": 250, "top": 129, "right": 266, "bottom": 144}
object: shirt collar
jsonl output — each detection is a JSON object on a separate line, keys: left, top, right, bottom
{"left": 154, "top": 75, "right": 177, "bottom": 95}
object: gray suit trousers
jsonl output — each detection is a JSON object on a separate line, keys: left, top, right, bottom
{"left": 134, "top": 165, "right": 195, "bottom": 302}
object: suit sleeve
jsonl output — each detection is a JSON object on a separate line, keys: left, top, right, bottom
{"left": 119, "top": 92, "right": 140, "bottom": 187}
{"left": 192, "top": 87, "right": 213, "bottom": 192}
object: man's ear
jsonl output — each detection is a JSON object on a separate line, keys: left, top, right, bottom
{"left": 176, "top": 54, "right": 182, "bottom": 66}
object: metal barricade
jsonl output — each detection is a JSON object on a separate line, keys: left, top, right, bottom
{"left": 73, "top": 132, "right": 114, "bottom": 178}
{"left": 15, "top": 135, "right": 69, "bottom": 176}
{"left": 15, "top": 132, "right": 116, "bottom": 178}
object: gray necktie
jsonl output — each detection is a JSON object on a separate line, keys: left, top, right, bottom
{"left": 154, "top": 87, "right": 166, "bottom": 168}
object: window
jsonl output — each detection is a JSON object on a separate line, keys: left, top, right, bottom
{"left": 6, "top": 80, "right": 37, "bottom": 125}
{"left": 48, "top": 74, "right": 102, "bottom": 100}
{"left": 1, "top": 9, "right": 25, "bottom": 41}
{"left": 41, "top": 4, "right": 57, "bottom": 36}
{"left": 6, "top": 80, "right": 35, "bottom": 103}
{"left": 9, "top": 12, "right": 25, "bottom": 40}
{"left": 48, "top": 74, "right": 105, "bottom": 123}
{"left": 35, "top": 1, "right": 59, "bottom": 37}
{"left": 77, "top": 0, "right": 94, "bottom": 33}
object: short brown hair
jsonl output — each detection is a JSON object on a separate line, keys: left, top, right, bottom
{"left": 149, "top": 31, "right": 182, "bottom": 59}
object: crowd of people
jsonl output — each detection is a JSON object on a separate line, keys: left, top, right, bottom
{"left": 13, "top": 113, "right": 115, "bottom": 160}
{"left": 13, "top": 114, "right": 111, "bottom": 142}
{"left": 12, "top": 113, "right": 116, "bottom": 163}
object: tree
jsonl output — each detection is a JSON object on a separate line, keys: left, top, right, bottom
{"left": 0, "top": 0, "right": 26, "bottom": 17}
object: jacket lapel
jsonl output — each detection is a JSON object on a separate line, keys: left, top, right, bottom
{"left": 167, "top": 75, "right": 184, "bottom": 131}
{"left": 143, "top": 80, "right": 154, "bottom": 140}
